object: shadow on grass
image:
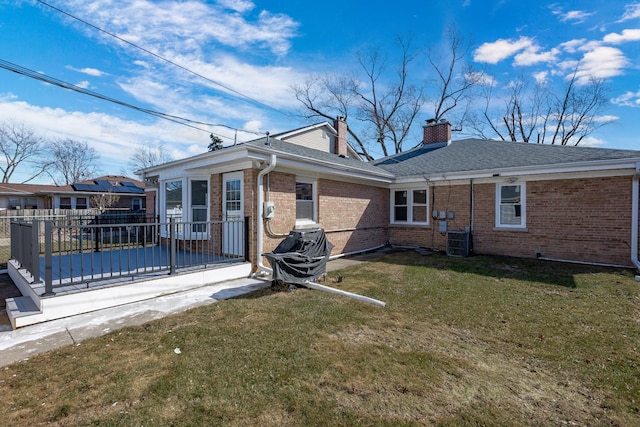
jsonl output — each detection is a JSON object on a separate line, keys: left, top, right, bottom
{"left": 346, "top": 248, "right": 635, "bottom": 289}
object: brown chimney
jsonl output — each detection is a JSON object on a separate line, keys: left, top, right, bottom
{"left": 422, "top": 118, "right": 451, "bottom": 145}
{"left": 334, "top": 116, "right": 349, "bottom": 157}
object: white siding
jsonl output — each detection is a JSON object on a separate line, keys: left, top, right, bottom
{"left": 282, "top": 128, "right": 334, "bottom": 153}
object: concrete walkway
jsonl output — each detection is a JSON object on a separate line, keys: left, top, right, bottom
{"left": 0, "top": 277, "right": 270, "bottom": 367}
{"left": 0, "top": 248, "right": 391, "bottom": 367}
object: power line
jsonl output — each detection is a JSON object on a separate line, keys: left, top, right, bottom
{"left": 35, "top": 0, "right": 293, "bottom": 118}
{"left": 0, "top": 58, "right": 262, "bottom": 139}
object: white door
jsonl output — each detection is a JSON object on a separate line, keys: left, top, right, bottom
{"left": 222, "top": 172, "right": 244, "bottom": 256}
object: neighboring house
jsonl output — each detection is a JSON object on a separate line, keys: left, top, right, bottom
{"left": 0, "top": 175, "right": 146, "bottom": 212}
{"left": 139, "top": 117, "right": 640, "bottom": 270}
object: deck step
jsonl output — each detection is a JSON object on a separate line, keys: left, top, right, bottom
{"left": 6, "top": 296, "right": 41, "bottom": 321}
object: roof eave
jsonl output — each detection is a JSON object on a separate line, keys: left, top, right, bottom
{"left": 248, "top": 145, "right": 394, "bottom": 183}
{"left": 394, "top": 157, "right": 640, "bottom": 183}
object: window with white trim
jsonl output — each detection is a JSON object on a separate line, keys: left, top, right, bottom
{"left": 191, "top": 179, "right": 208, "bottom": 232}
{"left": 496, "top": 182, "right": 526, "bottom": 228}
{"left": 392, "top": 188, "right": 429, "bottom": 224}
{"left": 296, "top": 177, "right": 317, "bottom": 223}
{"left": 165, "top": 180, "right": 183, "bottom": 221}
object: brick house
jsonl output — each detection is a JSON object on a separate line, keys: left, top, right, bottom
{"left": 0, "top": 175, "right": 146, "bottom": 211}
{"left": 139, "top": 118, "right": 640, "bottom": 271}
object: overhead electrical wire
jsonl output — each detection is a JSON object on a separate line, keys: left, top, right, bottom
{"left": 0, "top": 58, "right": 262, "bottom": 139}
{"left": 35, "top": 0, "right": 293, "bottom": 118}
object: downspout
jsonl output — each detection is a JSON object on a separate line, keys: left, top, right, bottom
{"left": 631, "top": 162, "right": 640, "bottom": 270}
{"left": 256, "top": 154, "right": 277, "bottom": 275}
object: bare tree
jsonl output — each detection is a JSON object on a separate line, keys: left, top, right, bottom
{"left": 90, "top": 190, "right": 120, "bottom": 211}
{"left": 354, "top": 36, "right": 425, "bottom": 156}
{"left": 428, "top": 24, "right": 482, "bottom": 131}
{"left": 294, "top": 73, "right": 373, "bottom": 160}
{"left": 293, "top": 28, "right": 478, "bottom": 159}
{"left": 0, "top": 121, "right": 48, "bottom": 183}
{"left": 129, "top": 142, "right": 173, "bottom": 171}
{"left": 47, "top": 138, "right": 100, "bottom": 185}
{"left": 473, "top": 67, "right": 609, "bottom": 145}
{"left": 293, "top": 36, "right": 425, "bottom": 159}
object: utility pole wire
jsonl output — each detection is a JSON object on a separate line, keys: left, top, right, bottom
{"left": 0, "top": 58, "right": 262, "bottom": 138}
{"left": 35, "top": 0, "right": 293, "bottom": 118}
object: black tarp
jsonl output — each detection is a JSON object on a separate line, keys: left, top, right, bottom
{"left": 264, "top": 228, "right": 334, "bottom": 284}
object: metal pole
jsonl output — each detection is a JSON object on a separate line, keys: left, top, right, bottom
{"left": 31, "top": 219, "right": 41, "bottom": 285}
{"left": 169, "top": 217, "right": 176, "bottom": 275}
{"left": 244, "top": 216, "right": 250, "bottom": 262}
{"left": 43, "top": 221, "right": 55, "bottom": 296}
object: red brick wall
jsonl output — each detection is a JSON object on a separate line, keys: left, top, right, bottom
{"left": 242, "top": 168, "right": 638, "bottom": 269}
{"left": 210, "top": 174, "right": 222, "bottom": 222}
{"left": 390, "top": 183, "right": 472, "bottom": 250}
{"left": 256, "top": 173, "right": 390, "bottom": 267}
{"left": 473, "top": 176, "right": 635, "bottom": 266}
{"left": 319, "top": 179, "right": 389, "bottom": 254}
{"left": 261, "top": 171, "right": 296, "bottom": 256}
{"left": 145, "top": 189, "right": 156, "bottom": 216}
{"left": 388, "top": 176, "right": 637, "bottom": 267}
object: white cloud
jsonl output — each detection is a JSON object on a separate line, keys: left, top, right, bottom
{"left": 603, "top": 28, "right": 640, "bottom": 44}
{"left": 612, "top": 90, "right": 640, "bottom": 107}
{"left": 0, "top": 96, "right": 219, "bottom": 181}
{"left": 557, "top": 10, "right": 594, "bottom": 23}
{"left": 243, "top": 120, "right": 263, "bottom": 133}
{"left": 572, "top": 46, "right": 629, "bottom": 84}
{"left": 133, "top": 60, "right": 150, "bottom": 69}
{"left": 75, "top": 80, "right": 90, "bottom": 89}
{"left": 473, "top": 36, "right": 533, "bottom": 64}
{"left": 514, "top": 46, "right": 559, "bottom": 66}
{"left": 66, "top": 65, "right": 107, "bottom": 76}
{"left": 618, "top": 3, "right": 640, "bottom": 22}
{"left": 466, "top": 71, "right": 496, "bottom": 86}
{"left": 56, "top": 0, "right": 305, "bottom": 128}
{"left": 533, "top": 71, "right": 548, "bottom": 85}
{"left": 216, "top": 0, "right": 255, "bottom": 13}
{"left": 578, "top": 135, "right": 606, "bottom": 147}
{"left": 68, "top": 0, "right": 299, "bottom": 57}
{"left": 559, "top": 38, "right": 587, "bottom": 53}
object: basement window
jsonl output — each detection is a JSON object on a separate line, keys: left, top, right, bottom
{"left": 496, "top": 182, "right": 526, "bottom": 228}
{"left": 391, "top": 188, "right": 429, "bottom": 224}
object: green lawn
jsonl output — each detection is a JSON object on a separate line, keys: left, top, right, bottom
{"left": 1, "top": 251, "right": 639, "bottom": 426}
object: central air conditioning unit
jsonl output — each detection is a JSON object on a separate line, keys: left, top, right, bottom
{"left": 447, "top": 231, "right": 470, "bottom": 257}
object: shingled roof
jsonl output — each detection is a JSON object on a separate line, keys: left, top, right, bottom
{"left": 245, "top": 137, "right": 393, "bottom": 178}
{"left": 374, "top": 139, "right": 640, "bottom": 177}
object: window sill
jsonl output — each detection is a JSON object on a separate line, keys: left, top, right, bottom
{"left": 390, "top": 222, "right": 431, "bottom": 228}
{"left": 493, "top": 226, "right": 528, "bottom": 232}
{"left": 295, "top": 220, "right": 320, "bottom": 229}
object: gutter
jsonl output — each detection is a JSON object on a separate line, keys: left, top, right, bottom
{"left": 632, "top": 162, "right": 640, "bottom": 270}
{"left": 255, "top": 154, "right": 277, "bottom": 275}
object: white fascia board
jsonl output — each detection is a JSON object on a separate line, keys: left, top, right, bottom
{"left": 148, "top": 146, "right": 250, "bottom": 180}
{"left": 395, "top": 157, "right": 640, "bottom": 184}
{"left": 276, "top": 122, "right": 335, "bottom": 140}
{"left": 140, "top": 145, "right": 249, "bottom": 175}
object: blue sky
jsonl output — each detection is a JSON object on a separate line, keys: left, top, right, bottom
{"left": 1, "top": 0, "right": 639, "bottom": 182}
